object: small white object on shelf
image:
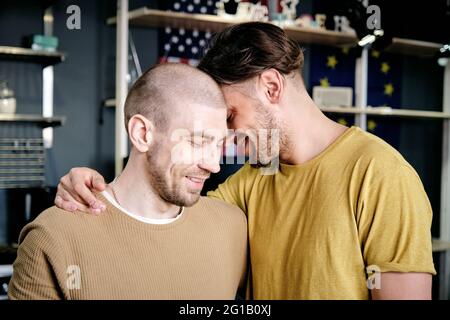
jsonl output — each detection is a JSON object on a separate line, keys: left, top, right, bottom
{"left": 235, "top": 2, "right": 251, "bottom": 19}
{"left": 315, "top": 14, "right": 327, "bottom": 30}
{"left": 334, "top": 15, "right": 356, "bottom": 35}
{"left": 294, "top": 14, "right": 313, "bottom": 28}
{"left": 281, "top": 0, "right": 299, "bottom": 23}
{"left": 217, "top": 0, "right": 269, "bottom": 22}
{"left": 0, "top": 81, "right": 16, "bottom": 114}
{"left": 313, "top": 86, "right": 353, "bottom": 108}
{"left": 248, "top": 2, "right": 269, "bottom": 22}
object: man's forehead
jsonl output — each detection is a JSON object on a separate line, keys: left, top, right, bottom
{"left": 168, "top": 103, "right": 225, "bottom": 121}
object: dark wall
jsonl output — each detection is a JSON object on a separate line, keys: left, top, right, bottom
{"left": 0, "top": 0, "right": 159, "bottom": 244}
{"left": 0, "top": 0, "right": 159, "bottom": 186}
{"left": 399, "top": 56, "right": 444, "bottom": 236}
{"left": 51, "top": 0, "right": 159, "bottom": 184}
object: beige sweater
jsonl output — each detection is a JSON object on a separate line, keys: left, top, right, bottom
{"left": 8, "top": 194, "right": 248, "bottom": 300}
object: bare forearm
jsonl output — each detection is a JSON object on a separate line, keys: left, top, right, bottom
{"left": 370, "top": 272, "right": 432, "bottom": 300}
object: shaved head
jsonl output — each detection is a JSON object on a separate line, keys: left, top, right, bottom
{"left": 123, "top": 63, "right": 228, "bottom": 208}
{"left": 124, "top": 63, "right": 226, "bottom": 132}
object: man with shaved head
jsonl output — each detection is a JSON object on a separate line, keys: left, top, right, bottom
{"left": 8, "top": 64, "right": 248, "bottom": 300}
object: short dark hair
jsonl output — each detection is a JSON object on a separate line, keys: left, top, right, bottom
{"left": 198, "top": 22, "right": 304, "bottom": 85}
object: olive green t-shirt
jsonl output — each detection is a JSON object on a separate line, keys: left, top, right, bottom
{"left": 208, "top": 126, "right": 436, "bottom": 299}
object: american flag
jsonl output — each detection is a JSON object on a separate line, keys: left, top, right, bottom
{"left": 158, "top": 0, "right": 220, "bottom": 66}
{"left": 309, "top": 45, "right": 402, "bottom": 149}
{"left": 158, "top": 0, "right": 276, "bottom": 65}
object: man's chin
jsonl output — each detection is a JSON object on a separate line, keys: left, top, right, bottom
{"left": 174, "top": 192, "right": 201, "bottom": 207}
{"left": 183, "top": 197, "right": 201, "bottom": 207}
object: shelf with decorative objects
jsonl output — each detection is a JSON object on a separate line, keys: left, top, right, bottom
{"left": 107, "top": 7, "right": 358, "bottom": 47}
{"left": 0, "top": 6, "right": 66, "bottom": 190}
{"left": 106, "top": 8, "right": 443, "bottom": 54}
{"left": 103, "top": 8, "right": 444, "bottom": 116}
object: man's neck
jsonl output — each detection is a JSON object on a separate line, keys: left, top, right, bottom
{"left": 280, "top": 91, "right": 349, "bottom": 165}
{"left": 106, "top": 156, "right": 181, "bottom": 220}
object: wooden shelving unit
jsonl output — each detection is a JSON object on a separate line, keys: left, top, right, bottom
{"left": 107, "top": 8, "right": 444, "bottom": 52}
{"left": 0, "top": 46, "right": 66, "bottom": 66}
{"left": 433, "top": 239, "right": 450, "bottom": 253}
{"left": 385, "top": 37, "right": 443, "bottom": 58}
{"left": 0, "top": 114, "right": 65, "bottom": 128}
{"left": 107, "top": 8, "right": 358, "bottom": 47}
{"left": 104, "top": 98, "right": 116, "bottom": 108}
{"left": 320, "top": 106, "right": 450, "bottom": 120}
{"left": 104, "top": 8, "right": 445, "bottom": 116}
{"left": 0, "top": 6, "right": 66, "bottom": 193}
{"left": 105, "top": 99, "right": 450, "bottom": 120}
{"left": 104, "top": 9, "right": 447, "bottom": 121}
{"left": 109, "top": 7, "right": 238, "bottom": 32}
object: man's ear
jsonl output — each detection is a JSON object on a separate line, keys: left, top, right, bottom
{"left": 258, "top": 69, "right": 284, "bottom": 104}
{"left": 127, "top": 114, "right": 154, "bottom": 153}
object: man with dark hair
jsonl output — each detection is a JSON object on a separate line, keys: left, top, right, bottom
{"left": 53, "top": 23, "right": 435, "bottom": 300}
{"left": 9, "top": 64, "right": 247, "bottom": 299}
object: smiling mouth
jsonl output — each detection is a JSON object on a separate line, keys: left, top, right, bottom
{"left": 185, "top": 176, "right": 209, "bottom": 191}
{"left": 186, "top": 176, "right": 208, "bottom": 183}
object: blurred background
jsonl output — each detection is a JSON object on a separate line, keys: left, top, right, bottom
{"left": 0, "top": 0, "right": 449, "bottom": 299}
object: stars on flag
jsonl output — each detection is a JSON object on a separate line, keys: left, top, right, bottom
{"left": 326, "top": 55, "right": 338, "bottom": 69}
{"left": 380, "top": 62, "right": 391, "bottom": 74}
{"left": 337, "top": 118, "right": 348, "bottom": 126}
{"left": 384, "top": 83, "right": 394, "bottom": 96}
{"left": 160, "top": 0, "right": 218, "bottom": 66}
{"left": 367, "top": 119, "right": 377, "bottom": 132}
{"left": 320, "top": 77, "right": 330, "bottom": 87}
{"left": 371, "top": 50, "right": 380, "bottom": 58}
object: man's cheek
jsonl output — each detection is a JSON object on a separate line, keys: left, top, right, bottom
{"left": 170, "top": 143, "right": 195, "bottom": 165}
{"left": 170, "top": 128, "right": 193, "bottom": 165}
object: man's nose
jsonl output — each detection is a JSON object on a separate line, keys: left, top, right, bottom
{"left": 199, "top": 159, "right": 221, "bottom": 174}
{"left": 198, "top": 148, "right": 221, "bottom": 174}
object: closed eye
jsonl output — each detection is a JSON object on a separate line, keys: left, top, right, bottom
{"left": 189, "top": 139, "right": 203, "bottom": 147}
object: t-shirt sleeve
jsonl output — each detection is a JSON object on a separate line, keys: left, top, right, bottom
{"left": 8, "top": 225, "right": 63, "bottom": 300}
{"left": 207, "top": 163, "right": 253, "bottom": 213}
{"left": 357, "top": 163, "right": 436, "bottom": 275}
